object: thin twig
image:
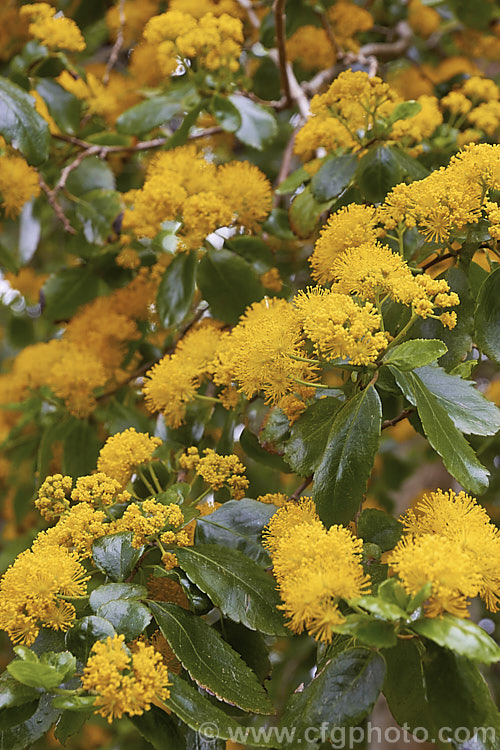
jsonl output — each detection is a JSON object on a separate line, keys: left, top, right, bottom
{"left": 273, "top": 0, "right": 292, "bottom": 108}
{"left": 273, "top": 127, "right": 299, "bottom": 206}
{"left": 103, "top": 0, "right": 126, "bottom": 85}
{"left": 420, "top": 252, "right": 456, "bottom": 271}
{"left": 288, "top": 475, "right": 313, "bottom": 502}
{"left": 358, "top": 21, "right": 412, "bottom": 61}
{"left": 381, "top": 408, "right": 415, "bottom": 430}
{"left": 38, "top": 175, "right": 76, "bottom": 234}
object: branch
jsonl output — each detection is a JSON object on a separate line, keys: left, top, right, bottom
{"left": 273, "top": 127, "right": 299, "bottom": 205}
{"left": 103, "top": 0, "right": 126, "bottom": 85}
{"left": 420, "top": 252, "right": 457, "bottom": 271}
{"left": 288, "top": 475, "right": 313, "bottom": 502}
{"left": 236, "top": 0, "right": 260, "bottom": 29}
{"left": 381, "top": 408, "right": 415, "bottom": 430}
{"left": 358, "top": 21, "right": 412, "bottom": 61}
{"left": 273, "top": 0, "right": 292, "bottom": 108}
{"left": 38, "top": 175, "right": 76, "bottom": 234}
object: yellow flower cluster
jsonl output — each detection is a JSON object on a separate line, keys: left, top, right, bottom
{"left": 36, "top": 474, "right": 72, "bottom": 521}
{"left": 57, "top": 67, "right": 141, "bottom": 126}
{"left": 408, "top": 0, "right": 441, "bottom": 38}
{"left": 37, "top": 502, "right": 108, "bottom": 559}
{"left": 286, "top": 26, "right": 336, "bottom": 72}
{"left": 0, "top": 154, "right": 40, "bottom": 218}
{"left": 82, "top": 634, "right": 170, "bottom": 723}
{"left": 143, "top": 10, "right": 243, "bottom": 77}
{"left": 442, "top": 76, "right": 500, "bottom": 138}
{"left": 390, "top": 95, "right": 443, "bottom": 143}
{"left": 0, "top": 5, "right": 29, "bottom": 62}
{"left": 123, "top": 145, "right": 272, "bottom": 245}
{"left": 327, "top": 1, "right": 374, "bottom": 51}
{"left": 20, "top": 3, "right": 85, "bottom": 52}
{"left": 389, "top": 490, "right": 500, "bottom": 617}
{"left": 0, "top": 543, "right": 88, "bottom": 645}
{"left": 5, "top": 267, "right": 48, "bottom": 304}
{"left": 263, "top": 499, "right": 370, "bottom": 643}
{"left": 179, "top": 446, "right": 249, "bottom": 499}
{"left": 71, "top": 473, "right": 131, "bottom": 507}
{"left": 113, "top": 499, "right": 185, "bottom": 548}
{"left": 143, "top": 321, "right": 224, "bottom": 427}
{"left": 97, "top": 428, "right": 162, "bottom": 488}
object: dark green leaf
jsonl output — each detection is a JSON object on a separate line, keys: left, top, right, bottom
{"left": 54, "top": 711, "right": 89, "bottom": 745}
{"left": 448, "top": 0, "right": 494, "bottom": 29}
{"left": 0, "top": 675, "right": 37, "bottom": 711}
{"left": 73, "top": 189, "right": 122, "bottom": 245}
{"left": 35, "top": 80, "right": 80, "bottom": 135}
{"left": 197, "top": 248, "right": 264, "bottom": 325}
{"left": 412, "top": 615, "right": 500, "bottom": 664}
{"left": 382, "top": 339, "right": 447, "bottom": 370}
{"left": 0, "top": 242, "right": 20, "bottom": 274}
{"left": 116, "top": 96, "right": 184, "bottom": 135}
{"left": 262, "top": 208, "right": 296, "bottom": 239}
{"left": 42, "top": 266, "right": 102, "bottom": 322}
{"left": 0, "top": 701, "right": 39, "bottom": 731}
{"left": 130, "top": 704, "right": 185, "bottom": 749}
{"left": 92, "top": 532, "right": 144, "bottom": 582}
{"left": 280, "top": 648, "right": 385, "bottom": 741}
{"left": 149, "top": 602, "right": 274, "bottom": 713}
{"left": 210, "top": 95, "right": 241, "bottom": 133}
{"left": 284, "top": 396, "right": 343, "bottom": 475}
{"left": 157, "top": 251, "right": 197, "bottom": 329}
{"left": 276, "top": 166, "right": 311, "bottom": 195}
{"left": 391, "top": 368, "right": 489, "bottom": 494}
{"left": 0, "top": 695, "right": 59, "bottom": 750}
{"left": 313, "top": 386, "right": 382, "bottom": 526}
{"left": 225, "top": 236, "right": 273, "bottom": 275}
{"left": 166, "top": 103, "right": 204, "bottom": 149}
{"left": 89, "top": 583, "right": 147, "bottom": 611}
{"left": 96, "top": 599, "right": 152, "bottom": 641}
{"left": 414, "top": 364, "right": 500, "bottom": 436}
{"left": 62, "top": 419, "right": 101, "bottom": 478}
{"left": 228, "top": 96, "right": 277, "bottom": 150}
{"left": 356, "top": 145, "right": 402, "bottom": 203}
{"left": 289, "top": 185, "right": 331, "bottom": 238}
{"left": 390, "top": 147, "right": 429, "bottom": 180}
{"left": 65, "top": 616, "right": 116, "bottom": 662}
{"left": 357, "top": 509, "right": 403, "bottom": 552}
{"left": 239, "top": 428, "right": 290, "bottom": 472}
{"left": 310, "top": 154, "right": 357, "bottom": 202}
{"left": 65, "top": 156, "right": 115, "bottom": 196}
{"left": 175, "top": 544, "right": 288, "bottom": 636}
{"left": 475, "top": 266, "right": 500, "bottom": 364}
{"left": 221, "top": 621, "right": 271, "bottom": 683}
{"left": 195, "top": 499, "right": 275, "bottom": 566}
{"left": 0, "top": 77, "right": 50, "bottom": 165}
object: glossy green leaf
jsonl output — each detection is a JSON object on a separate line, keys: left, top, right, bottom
{"left": 310, "top": 154, "right": 357, "bottom": 202}
{"left": 42, "top": 266, "right": 102, "bottom": 322}
{"left": 65, "top": 156, "right": 115, "bottom": 196}
{"left": 175, "top": 544, "right": 288, "bottom": 636}
{"left": 8, "top": 652, "right": 75, "bottom": 691}
{"left": 276, "top": 166, "right": 310, "bottom": 195}
{"left": 262, "top": 208, "right": 296, "bottom": 239}
{"left": 149, "top": 602, "right": 274, "bottom": 714}
{"left": 73, "top": 189, "right": 122, "bottom": 245}
{"left": 210, "top": 94, "right": 241, "bottom": 133}
{"left": 130, "top": 704, "right": 185, "bottom": 749}
{"left": 313, "top": 386, "right": 382, "bottom": 526}
{"left": 116, "top": 96, "right": 184, "bottom": 135}
{"left": 96, "top": 599, "right": 152, "bottom": 641}
{"left": 412, "top": 615, "right": 500, "bottom": 664}
{"left": 54, "top": 711, "right": 89, "bottom": 745}
{"left": 0, "top": 695, "right": 59, "bottom": 750}
{"left": 50, "top": 696, "right": 96, "bottom": 712}
{"left": 289, "top": 185, "right": 331, "bottom": 238}
{"left": 333, "top": 614, "right": 397, "bottom": 648}
{"left": 225, "top": 236, "right": 274, "bottom": 275}
{"left": 0, "top": 676, "right": 37, "bottom": 711}
{"left": 352, "top": 595, "right": 406, "bottom": 621}
{"left": 390, "top": 146, "right": 429, "bottom": 180}
{"left": 157, "top": 251, "right": 197, "bottom": 329}
{"left": 195, "top": 499, "right": 275, "bottom": 566}
{"left": 35, "top": 79, "right": 80, "bottom": 135}
{"left": 228, "top": 95, "right": 277, "bottom": 150}
{"left": 387, "top": 100, "right": 422, "bottom": 125}
{"left": 0, "top": 77, "right": 50, "bottom": 165}
{"left": 391, "top": 368, "right": 490, "bottom": 494}
{"left": 0, "top": 701, "right": 39, "bottom": 731}
{"left": 475, "top": 266, "right": 500, "bottom": 364}
{"left": 89, "top": 583, "right": 147, "bottom": 611}
{"left": 197, "top": 248, "right": 264, "bottom": 324}
{"left": 284, "top": 396, "right": 343, "bottom": 475}
{"left": 382, "top": 339, "right": 447, "bottom": 370}
{"left": 62, "top": 418, "right": 101, "bottom": 478}
{"left": 357, "top": 508, "right": 403, "bottom": 552}
{"left": 65, "top": 616, "right": 116, "bottom": 663}
{"left": 221, "top": 620, "right": 271, "bottom": 684}
{"left": 356, "top": 145, "right": 402, "bottom": 203}
{"left": 91, "top": 532, "right": 144, "bottom": 582}
{"left": 239, "top": 428, "right": 290, "bottom": 472}
{"left": 280, "top": 648, "right": 385, "bottom": 741}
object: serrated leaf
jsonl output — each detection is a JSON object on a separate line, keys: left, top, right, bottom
{"left": 391, "top": 368, "right": 490, "bottom": 494}
{"left": 130, "top": 704, "right": 185, "bottom": 749}
{"left": 156, "top": 251, "right": 197, "bottom": 329}
{"left": 313, "top": 386, "right": 382, "bottom": 526}
{"left": 96, "top": 599, "right": 152, "bottom": 641}
{"left": 475, "top": 266, "right": 500, "bottom": 364}
{"left": 197, "top": 248, "right": 264, "bottom": 324}
{"left": 284, "top": 396, "right": 343, "bottom": 475}
{"left": 175, "top": 544, "right": 288, "bottom": 636}
{"left": 382, "top": 339, "right": 447, "bottom": 370}
{"left": 195, "top": 499, "right": 275, "bottom": 566}
{"left": 149, "top": 602, "right": 274, "bottom": 714}
{"left": 228, "top": 95, "right": 277, "bottom": 150}
{"left": 0, "top": 77, "right": 50, "bottom": 165}
{"left": 65, "top": 616, "right": 116, "bottom": 663}
{"left": 0, "top": 695, "right": 59, "bottom": 750}
{"left": 92, "top": 532, "right": 144, "bottom": 582}
{"left": 412, "top": 615, "right": 500, "bottom": 664}
{"left": 89, "top": 583, "right": 147, "bottom": 611}
{"left": 357, "top": 508, "right": 403, "bottom": 552}
{"left": 356, "top": 145, "right": 402, "bottom": 203}
{"left": 310, "top": 154, "right": 357, "bottom": 202}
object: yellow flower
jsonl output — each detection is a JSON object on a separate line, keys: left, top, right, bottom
{"left": 180, "top": 447, "right": 249, "bottom": 500}
{"left": 82, "top": 635, "right": 170, "bottom": 722}
{"left": 71, "top": 473, "right": 131, "bottom": 507}
{"left": 114, "top": 500, "right": 184, "bottom": 548}
{"left": 20, "top": 3, "right": 85, "bottom": 52}
{"left": 36, "top": 474, "right": 73, "bottom": 521}
{"left": 257, "top": 492, "right": 288, "bottom": 507}
{"left": 294, "top": 117, "right": 356, "bottom": 161}
{"left": 408, "top": 0, "right": 440, "bottom": 37}
{"left": 36, "top": 503, "right": 108, "bottom": 559}
{"left": 391, "top": 95, "right": 443, "bottom": 142}
{"left": 217, "top": 162, "right": 272, "bottom": 232}
{"left": 327, "top": 1, "right": 373, "bottom": 51}
{"left": 286, "top": 26, "right": 336, "bottom": 71}
{"left": 260, "top": 268, "right": 283, "bottom": 293}
{"left": 5, "top": 267, "right": 48, "bottom": 304}
{"left": 97, "top": 428, "right": 162, "bottom": 488}
{"left": 0, "top": 154, "right": 40, "bottom": 219}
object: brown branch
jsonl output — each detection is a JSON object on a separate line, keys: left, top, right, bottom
{"left": 420, "top": 252, "right": 457, "bottom": 271}
{"left": 358, "top": 21, "right": 412, "bottom": 61}
{"left": 273, "top": 0, "right": 292, "bottom": 108}
{"left": 381, "top": 408, "right": 415, "bottom": 430}
{"left": 53, "top": 127, "right": 223, "bottom": 157}
{"left": 288, "top": 475, "right": 313, "bottom": 502}
{"left": 273, "top": 127, "right": 299, "bottom": 204}
{"left": 38, "top": 175, "right": 76, "bottom": 234}
{"left": 103, "top": 0, "right": 126, "bottom": 85}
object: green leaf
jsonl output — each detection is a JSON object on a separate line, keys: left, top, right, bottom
{"left": 412, "top": 615, "right": 500, "bottom": 664}
{"left": 89, "top": 583, "right": 147, "bottom": 611}
{"left": 289, "top": 185, "right": 331, "bottom": 238}
{"left": 339, "top": 614, "right": 398, "bottom": 648}
{"left": 175, "top": 544, "right": 288, "bottom": 636}
{"left": 165, "top": 673, "right": 244, "bottom": 742}
{"left": 276, "top": 166, "right": 311, "bottom": 195}
{"left": 8, "top": 653, "right": 75, "bottom": 691}
{"left": 280, "top": 648, "right": 385, "bottom": 742}
{"left": 390, "top": 146, "right": 430, "bottom": 180}
{"left": 387, "top": 100, "right": 422, "bottom": 125}
{"left": 382, "top": 339, "right": 447, "bottom": 370}
{"left": 50, "top": 696, "right": 96, "bottom": 712}
{"left": 414, "top": 364, "right": 500, "bottom": 436}
{"left": 96, "top": 599, "right": 152, "bottom": 641}
{"left": 310, "top": 154, "right": 358, "bottom": 202}
{"left": 156, "top": 251, "right": 197, "bottom": 329}
{"left": 475, "top": 266, "right": 500, "bottom": 364}
{"left": 0, "top": 77, "right": 50, "bottom": 165}
{"left": 195, "top": 499, "right": 275, "bottom": 566}
{"left": 228, "top": 95, "right": 278, "bottom": 150}
{"left": 448, "top": 0, "right": 494, "bottom": 29}
{"left": 54, "top": 711, "right": 89, "bottom": 745}
{"left": 73, "top": 189, "right": 122, "bottom": 245}
{"left": 92, "top": 532, "right": 144, "bottom": 582}
{"left": 391, "top": 368, "right": 490, "bottom": 494}
{"left": 284, "top": 396, "right": 343, "bottom": 475}
{"left": 0, "top": 675, "right": 37, "bottom": 711}
{"left": 239, "top": 428, "right": 290, "bottom": 473}
{"left": 65, "top": 616, "right": 116, "bottom": 662}
{"left": 62, "top": 419, "right": 101, "bottom": 478}
{"left": 225, "top": 236, "right": 274, "bottom": 275}
{"left": 0, "top": 695, "right": 59, "bottom": 750}
{"left": 197, "top": 248, "right": 264, "bottom": 325}
{"left": 262, "top": 208, "right": 296, "bottom": 239}
{"left": 313, "top": 386, "right": 382, "bottom": 526}
{"left": 0, "top": 701, "right": 39, "bottom": 731}
{"left": 116, "top": 96, "right": 184, "bottom": 135}
{"left": 356, "top": 145, "right": 402, "bottom": 203}
{"left": 42, "top": 266, "right": 101, "bottom": 322}
{"left": 65, "top": 156, "right": 115, "bottom": 196}
{"left": 130, "top": 704, "right": 185, "bottom": 749}
{"left": 35, "top": 79, "right": 81, "bottom": 135}
{"left": 149, "top": 602, "right": 274, "bottom": 714}
{"left": 352, "top": 595, "right": 406, "bottom": 622}
{"left": 357, "top": 509, "right": 402, "bottom": 552}
{"left": 0, "top": 242, "right": 20, "bottom": 274}
{"left": 221, "top": 620, "right": 271, "bottom": 684}
{"left": 210, "top": 94, "right": 241, "bottom": 133}
{"left": 166, "top": 102, "right": 205, "bottom": 149}
{"left": 383, "top": 639, "right": 437, "bottom": 735}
